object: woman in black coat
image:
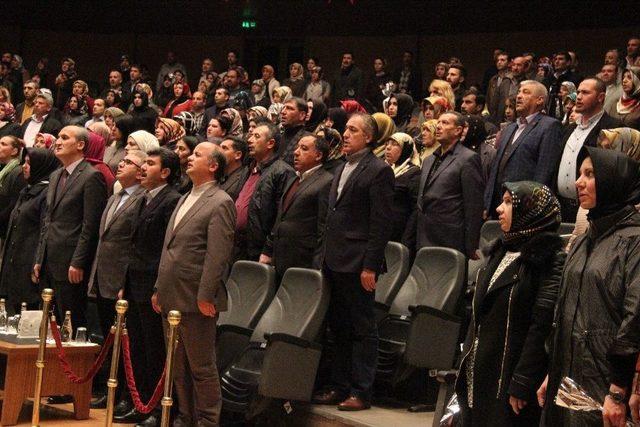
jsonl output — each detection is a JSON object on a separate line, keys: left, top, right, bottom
{"left": 456, "top": 181, "right": 565, "bottom": 427}
{"left": 0, "top": 135, "right": 26, "bottom": 240}
{"left": 0, "top": 148, "right": 60, "bottom": 314}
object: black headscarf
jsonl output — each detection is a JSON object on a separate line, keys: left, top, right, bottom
{"left": 462, "top": 115, "right": 488, "bottom": 152}
{"left": 501, "top": 181, "right": 561, "bottom": 249}
{"left": 22, "top": 147, "right": 60, "bottom": 185}
{"left": 233, "top": 91, "right": 253, "bottom": 112}
{"left": 306, "top": 98, "right": 328, "bottom": 132}
{"left": 132, "top": 90, "right": 150, "bottom": 111}
{"left": 390, "top": 93, "right": 414, "bottom": 127}
{"left": 327, "top": 107, "right": 348, "bottom": 135}
{"left": 578, "top": 146, "right": 640, "bottom": 220}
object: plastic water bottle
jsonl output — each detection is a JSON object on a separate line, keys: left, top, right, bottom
{"left": 20, "top": 302, "right": 26, "bottom": 313}
{"left": 0, "top": 299, "right": 7, "bottom": 333}
{"left": 61, "top": 311, "right": 72, "bottom": 342}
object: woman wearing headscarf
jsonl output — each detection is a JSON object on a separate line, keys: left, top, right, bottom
{"left": 339, "top": 99, "right": 367, "bottom": 116}
{"left": 155, "top": 117, "right": 186, "bottom": 150}
{"left": 268, "top": 86, "right": 293, "bottom": 125}
{"left": 550, "top": 81, "right": 576, "bottom": 121}
{"left": 305, "top": 66, "right": 331, "bottom": 104}
{"left": 88, "top": 122, "right": 112, "bottom": 145}
{"left": 104, "top": 89, "right": 122, "bottom": 108}
{"left": 0, "top": 148, "right": 59, "bottom": 314}
{"left": 62, "top": 95, "right": 89, "bottom": 126}
{"left": 175, "top": 135, "right": 198, "bottom": 194}
{"left": 283, "top": 62, "right": 307, "bottom": 98}
{"left": 416, "top": 119, "right": 439, "bottom": 161}
{"left": 387, "top": 93, "right": 415, "bottom": 135}
{"left": 315, "top": 126, "right": 344, "bottom": 174}
{"left": 0, "top": 136, "right": 26, "bottom": 240}
{"left": 305, "top": 98, "right": 328, "bottom": 133}
{"left": 463, "top": 115, "right": 496, "bottom": 184}
{"left": 247, "top": 106, "right": 268, "bottom": 121}
{"left": 613, "top": 67, "right": 640, "bottom": 129}
{"left": 71, "top": 79, "right": 94, "bottom": 113}
{"left": 540, "top": 147, "right": 640, "bottom": 427}
{"left": 0, "top": 102, "right": 20, "bottom": 138}
{"left": 173, "top": 111, "right": 197, "bottom": 136}
{"left": 104, "top": 106, "right": 125, "bottom": 134}
{"left": 85, "top": 131, "right": 115, "bottom": 195}
{"left": 457, "top": 181, "right": 564, "bottom": 427}
{"left": 220, "top": 108, "right": 243, "bottom": 137}
{"left": 127, "top": 130, "right": 160, "bottom": 154}
{"left": 34, "top": 133, "right": 56, "bottom": 150}
{"left": 420, "top": 95, "right": 451, "bottom": 122}
{"left": 371, "top": 112, "right": 396, "bottom": 157}
{"left": 250, "top": 79, "right": 270, "bottom": 109}
{"left": 163, "top": 82, "right": 191, "bottom": 118}
{"left": 206, "top": 116, "right": 232, "bottom": 142}
{"left": 129, "top": 90, "right": 159, "bottom": 134}
{"left": 324, "top": 107, "right": 348, "bottom": 135}
{"left": 104, "top": 114, "right": 135, "bottom": 173}
{"left": 383, "top": 132, "right": 421, "bottom": 242}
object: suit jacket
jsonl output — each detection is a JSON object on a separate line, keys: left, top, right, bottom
{"left": 88, "top": 185, "right": 145, "bottom": 299}
{"left": 263, "top": 167, "right": 333, "bottom": 275}
{"left": 484, "top": 113, "right": 563, "bottom": 213}
{"left": 127, "top": 185, "right": 181, "bottom": 302}
{"left": 322, "top": 150, "right": 394, "bottom": 274}
{"left": 220, "top": 165, "right": 248, "bottom": 201}
{"left": 19, "top": 115, "right": 63, "bottom": 139}
{"left": 155, "top": 182, "right": 236, "bottom": 314}
{"left": 416, "top": 142, "right": 484, "bottom": 257}
{"left": 36, "top": 160, "right": 108, "bottom": 281}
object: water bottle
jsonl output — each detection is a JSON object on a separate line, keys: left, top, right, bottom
{"left": 0, "top": 299, "right": 7, "bottom": 333}
{"left": 20, "top": 302, "right": 26, "bottom": 313}
{"left": 61, "top": 311, "right": 72, "bottom": 342}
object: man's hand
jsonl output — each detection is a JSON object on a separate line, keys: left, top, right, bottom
{"left": 509, "top": 396, "right": 527, "bottom": 415}
{"left": 198, "top": 300, "right": 217, "bottom": 317}
{"left": 258, "top": 254, "right": 272, "bottom": 265}
{"left": 630, "top": 375, "right": 640, "bottom": 424}
{"left": 603, "top": 394, "right": 627, "bottom": 427}
{"left": 151, "top": 293, "right": 161, "bottom": 314}
{"left": 32, "top": 264, "right": 41, "bottom": 284}
{"left": 117, "top": 288, "right": 124, "bottom": 300}
{"left": 537, "top": 375, "right": 548, "bottom": 407}
{"left": 360, "top": 269, "right": 376, "bottom": 292}
{"left": 68, "top": 266, "right": 84, "bottom": 284}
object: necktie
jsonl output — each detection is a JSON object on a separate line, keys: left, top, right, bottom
{"left": 106, "top": 189, "right": 127, "bottom": 225}
{"left": 55, "top": 169, "right": 69, "bottom": 201}
{"left": 283, "top": 178, "right": 301, "bottom": 211}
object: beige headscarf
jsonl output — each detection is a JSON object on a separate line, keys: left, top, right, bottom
{"left": 386, "top": 132, "right": 420, "bottom": 177}
{"left": 598, "top": 127, "right": 640, "bottom": 161}
{"left": 372, "top": 112, "right": 397, "bottom": 157}
{"left": 419, "top": 119, "right": 440, "bottom": 160}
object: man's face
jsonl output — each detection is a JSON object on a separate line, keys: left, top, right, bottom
{"left": 605, "top": 50, "right": 619, "bottom": 65}
{"left": 402, "top": 52, "right": 412, "bottom": 65}
{"left": 496, "top": 54, "right": 509, "bottom": 71}
{"left": 0, "top": 64, "right": 8, "bottom": 77}
{"left": 281, "top": 101, "right": 305, "bottom": 127}
{"left": 554, "top": 54, "right": 570, "bottom": 72}
{"left": 192, "top": 92, "right": 205, "bottom": 110}
{"left": 121, "top": 58, "right": 130, "bottom": 69}
{"left": 1, "top": 53, "right": 11, "bottom": 63}
{"left": 227, "top": 52, "right": 237, "bottom": 65}
{"left": 54, "top": 127, "right": 83, "bottom": 160}
{"left": 220, "top": 139, "right": 240, "bottom": 168}
{"left": 225, "top": 70, "right": 239, "bottom": 88}
{"left": 247, "top": 125, "right": 273, "bottom": 159}
{"left": 130, "top": 67, "right": 141, "bottom": 81}
{"left": 23, "top": 83, "right": 37, "bottom": 100}
{"left": 575, "top": 80, "right": 604, "bottom": 115}
{"left": 341, "top": 54, "right": 353, "bottom": 68}
{"left": 140, "top": 155, "right": 167, "bottom": 189}
{"left": 511, "top": 57, "right": 526, "bottom": 77}
{"left": 516, "top": 84, "right": 542, "bottom": 115}
{"left": 628, "top": 38, "right": 640, "bottom": 57}
{"left": 116, "top": 153, "right": 142, "bottom": 185}
{"left": 33, "top": 97, "right": 50, "bottom": 116}
{"left": 167, "top": 52, "right": 176, "bottom": 64}
{"left": 61, "top": 61, "right": 71, "bottom": 72}
{"left": 214, "top": 88, "right": 229, "bottom": 105}
{"left": 461, "top": 94, "right": 480, "bottom": 114}
{"left": 600, "top": 65, "right": 617, "bottom": 85}
{"left": 435, "top": 113, "right": 462, "bottom": 144}
{"left": 342, "top": 116, "right": 369, "bottom": 155}
{"left": 109, "top": 71, "right": 122, "bottom": 88}
{"left": 294, "top": 136, "right": 322, "bottom": 173}
{"left": 187, "top": 143, "right": 218, "bottom": 179}
{"left": 446, "top": 68, "right": 463, "bottom": 88}
{"left": 93, "top": 99, "right": 106, "bottom": 116}
{"left": 262, "top": 66, "right": 273, "bottom": 80}
{"left": 202, "top": 59, "right": 213, "bottom": 73}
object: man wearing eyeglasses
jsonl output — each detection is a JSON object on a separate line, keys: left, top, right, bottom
{"left": 87, "top": 149, "right": 147, "bottom": 417}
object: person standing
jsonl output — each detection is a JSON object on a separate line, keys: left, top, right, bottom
{"left": 153, "top": 142, "right": 236, "bottom": 427}
{"left": 313, "top": 112, "right": 394, "bottom": 411}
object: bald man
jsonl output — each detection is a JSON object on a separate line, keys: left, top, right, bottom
{"left": 153, "top": 142, "right": 236, "bottom": 426}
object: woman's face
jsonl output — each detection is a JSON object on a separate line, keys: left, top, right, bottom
{"left": 290, "top": 65, "right": 300, "bottom": 78}
{"left": 105, "top": 115, "right": 115, "bottom": 129}
{"left": 576, "top": 157, "right": 596, "bottom": 209}
{"left": 324, "top": 117, "right": 334, "bottom": 128}
{"left": 22, "top": 155, "right": 31, "bottom": 180}
{"left": 430, "top": 86, "right": 444, "bottom": 97}
{"left": 423, "top": 104, "right": 435, "bottom": 120}
{"left": 536, "top": 66, "right": 546, "bottom": 77}
{"left": 559, "top": 86, "right": 569, "bottom": 99}
{"left": 306, "top": 101, "right": 314, "bottom": 121}
{"left": 0, "top": 92, "right": 6, "bottom": 103}
{"left": 174, "top": 71, "right": 184, "bottom": 83}
{"left": 307, "top": 59, "right": 316, "bottom": 71}
{"left": 504, "top": 102, "right": 515, "bottom": 122}
{"left": 496, "top": 191, "right": 513, "bottom": 232}
{"left": 174, "top": 140, "right": 191, "bottom": 166}
{"left": 198, "top": 81, "right": 209, "bottom": 93}
{"left": 155, "top": 126, "right": 166, "bottom": 142}
{"left": 111, "top": 126, "right": 122, "bottom": 142}
{"left": 125, "top": 137, "right": 139, "bottom": 153}
{"left": 622, "top": 71, "right": 635, "bottom": 95}
{"left": 251, "top": 84, "right": 262, "bottom": 95}
{"left": 564, "top": 100, "right": 575, "bottom": 114}
{"left": 133, "top": 93, "right": 144, "bottom": 107}
{"left": 207, "top": 119, "right": 224, "bottom": 138}
{"left": 34, "top": 135, "right": 47, "bottom": 148}
{"left": 106, "top": 92, "right": 115, "bottom": 106}
{"left": 69, "top": 97, "right": 78, "bottom": 110}
{"left": 311, "top": 70, "right": 320, "bottom": 82}
{"left": 421, "top": 128, "right": 436, "bottom": 148}
{"left": 374, "top": 59, "right": 384, "bottom": 73}
{"left": 384, "top": 139, "right": 402, "bottom": 165}
{"left": 0, "top": 137, "right": 18, "bottom": 162}
{"left": 248, "top": 120, "right": 256, "bottom": 137}
{"left": 72, "top": 84, "right": 84, "bottom": 96}
{"left": 272, "top": 91, "right": 281, "bottom": 103}
{"left": 435, "top": 65, "right": 446, "bottom": 79}
{"left": 206, "top": 73, "right": 215, "bottom": 84}
{"left": 387, "top": 98, "right": 398, "bottom": 118}
{"left": 174, "top": 84, "right": 184, "bottom": 98}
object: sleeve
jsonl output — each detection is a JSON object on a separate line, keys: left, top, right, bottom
{"left": 462, "top": 153, "right": 485, "bottom": 258}
{"left": 508, "top": 250, "right": 566, "bottom": 399}
{"left": 70, "top": 172, "right": 107, "bottom": 269}
{"left": 363, "top": 165, "right": 395, "bottom": 273}
{"left": 35, "top": 182, "right": 53, "bottom": 266}
{"left": 312, "top": 178, "right": 331, "bottom": 269}
{"left": 533, "top": 119, "right": 564, "bottom": 188}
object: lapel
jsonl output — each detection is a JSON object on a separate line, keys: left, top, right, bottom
{"left": 52, "top": 160, "right": 86, "bottom": 212}
{"left": 496, "top": 122, "right": 517, "bottom": 160}
{"left": 99, "top": 195, "right": 116, "bottom": 237}
{"left": 170, "top": 183, "right": 218, "bottom": 239}
{"left": 504, "top": 114, "right": 542, "bottom": 165}
{"left": 103, "top": 186, "right": 144, "bottom": 234}
{"left": 328, "top": 163, "right": 344, "bottom": 208}
{"left": 427, "top": 143, "right": 459, "bottom": 186}
{"left": 283, "top": 169, "right": 320, "bottom": 214}
{"left": 418, "top": 155, "right": 435, "bottom": 202}
{"left": 336, "top": 151, "right": 372, "bottom": 205}
{"left": 140, "top": 185, "right": 171, "bottom": 221}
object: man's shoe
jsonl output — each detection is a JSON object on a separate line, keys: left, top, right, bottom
{"left": 337, "top": 396, "right": 371, "bottom": 411}
{"left": 46, "top": 395, "right": 73, "bottom": 404}
{"left": 114, "top": 399, "right": 133, "bottom": 416}
{"left": 114, "top": 408, "right": 149, "bottom": 423}
{"left": 136, "top": 413, "right": 160, "bottom": 427}
{"left": 312, "top": 389, "right": 345, "bottom": 405}
{"left": 90, "top": 395, "right": 108, "bottom": 409}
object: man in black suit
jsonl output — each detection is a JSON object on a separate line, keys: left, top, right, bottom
{"left": 20, "top": 92, "right": 63, "bottom": 146}
{"left": 122, "top": 148, "right": 181, "bottom": 426}
{"left": 34, "top": 125, "right": 107, "bottom": 329}
{"left": 413, "top": 112, "right": 484, "bottom": 258}
{"left": 555, "top": 77, "right": 622, "bottom": 222}
{"left": 313, "top": 112, "right": 394, "bottom": 411}
{"left": 260, "top": 134, "right": 333, "bottom": 281}
{"left": 219, "top": 136, "right": 248, "bottom": 201}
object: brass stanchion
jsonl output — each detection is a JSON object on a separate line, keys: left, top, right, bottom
{"left": 31, "top": 288, "right": 54, "bottom": 427}
{"left": 105, "top": 300, "right": 128, "bottom": 427}
{"left": 160, "top": 310, "right": 181, "bottom": 427}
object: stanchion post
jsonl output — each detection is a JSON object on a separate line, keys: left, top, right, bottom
{"left": 31, "top": 288, "right": 54, "bottom": 427}
{"left": 160, "top": 310, "right": 181, "bottom": 427}
{"left": 105, "top": 300, "right": 128, "bottom": 427}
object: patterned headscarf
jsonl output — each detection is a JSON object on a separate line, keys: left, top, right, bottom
{"left": 248, "top": 106, "right": 268, "bottom": 119}
{"left": 0, "top": 102, "right": 16, "bottom": 122}
{"left": 156, "top": 117, "right": 186, "bottom": 146}
{"left": 501, "top": 181, "right": 561, "bottom": 248}
{"left": 386, "top": 132, "right": 420, "bottom": 177}
{"left": 220, "top": 108, "right": 243, "bottom": 137}
{"left": 316, "top": 126, "right": 343, "bottom": 161}
{"left": 173, "top": 111, "right": 197, "bottom": 136}
{"left": 598, "top": 127, "right": 640, "bottom": 161}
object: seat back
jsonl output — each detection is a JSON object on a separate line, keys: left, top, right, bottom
{"left": 480, "top": 220, "right": 502, "bottom": 251}
{"left": 389, "top": 247, "right": 466, "bottom": 317}
{"left": 375, "top": 242, "right": 410, "bottom": 306}
{"left": 250, "top": 268, "right": 329, "bottom": 343}
{"left": 218, "top": 261, "right": 276, "bottom": 329}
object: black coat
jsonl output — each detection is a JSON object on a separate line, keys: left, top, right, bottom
{"left": 220, "top": 165, "right": 248, "bottom": 202}
{"left": 0, "top": 165, "right": 27, "bottom": 239}
{"left": 19, "top": 115, "right": 63, "bottom": 139}
{"left": 0, "top": 122, "right": 21, "bottom": 138}
{"left": 456, "top": 232, "right": 566, "bottom": 427}
{"left": 389, "top": 166, "right": 420, "bottom": 243}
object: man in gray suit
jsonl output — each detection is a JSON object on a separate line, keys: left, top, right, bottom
{"left": 414, "top": 112, "right": 484, "bottom": 258}
{"left": 152, "top": 142, "right": 236, "bottom": 427}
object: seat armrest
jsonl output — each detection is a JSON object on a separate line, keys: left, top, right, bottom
{"left": 218, "top": 324, "right": 253, "bottom": 337}
{"left": 409, "top": 305, "right": 461, "bottom": 323}
{"left": 264, "top": 332, "right": 322, "bottom": 350}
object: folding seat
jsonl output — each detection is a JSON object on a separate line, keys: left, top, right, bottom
{"left": 374, "top": 242, "right": 411, "bottom": 322}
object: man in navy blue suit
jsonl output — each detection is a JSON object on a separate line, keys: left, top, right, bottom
{"left": 484, "top": 80, "right": 563, "bottom": 219}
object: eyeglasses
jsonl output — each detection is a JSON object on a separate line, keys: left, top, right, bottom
{"left": 119, "top": 158, "right": 142, "bottom": 168}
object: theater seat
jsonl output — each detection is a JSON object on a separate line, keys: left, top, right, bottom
{"left": 467, "top": 220, "right": 501, "bottom": 289}
{"left": 216, "top": 261, "right": 276, "bottom": 372}
{"left": 221, "top": 268, "right": 330, "bottom": 418}
{"left": 375, "top": 242, "right": 411, "bottom": 322}
{"left": 376, "top": 247, "right": 466, "bottom": 388}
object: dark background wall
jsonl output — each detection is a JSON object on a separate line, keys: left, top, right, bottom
{"left": 1, "top": 1, "right": 639, "bottom": 93}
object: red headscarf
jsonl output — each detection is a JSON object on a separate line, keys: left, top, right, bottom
{"left": 340, "top": 99, "right": 367, "bottom": 116}
{"left": 85, "top": 131, "right": 115, "bottom": 195}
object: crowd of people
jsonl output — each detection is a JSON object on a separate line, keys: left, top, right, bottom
{"left": 0, "top": 36, "right": 639, "bottom": 426}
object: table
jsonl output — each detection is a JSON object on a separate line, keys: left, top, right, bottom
{"left": 0, "top": 334, "right": 100, "bottom": 426}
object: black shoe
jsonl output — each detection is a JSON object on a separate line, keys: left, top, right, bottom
{"left": 114, "top": 399, "right": 133, "bottom": 417}
{"left": 46, "top": 395, "right": 74, "bottom": 404}
{"left": 136, "top": 413, "right": 160, "bottom": 427}
{"left": 114, "top": 408, "right": 149, "bottom": 423}
{"left": 90, "top": 395, "right": 108, "bottom": 409}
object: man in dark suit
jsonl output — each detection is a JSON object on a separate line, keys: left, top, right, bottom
{"left": 555, "top": 77, "right": 622, "bottom": 222}
{"left": 34, "top": 125, "right": 107, "bottom": 329}
{"left": 260, "top": 134, "right": 333, "bottom": 281}
{"left": 484, "top": 80, "right": 563, "bottom": 219}
{"left": 313, "top": 112, "right": 394, "bottom": 411}
{"left": 153, "top": 142, "right": 236, "bottom": 427}
{"left": 122, "top": 148, "right": 181, "bottom": 426}
{"left": 414, "top": 112, "right": 484, "bottom": 258}
{"left": 546, "top": 51, "right": 582, "bottom": 118}
{"left": 219, "top": 136, "right": 248, "bottom": 201}
{"left": 20, "top": 92, "right": 63, "bottom": 146}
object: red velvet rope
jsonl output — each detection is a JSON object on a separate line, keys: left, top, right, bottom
{"left": 49, "top": 319, "right": 115, "bottom": 384}
{"left": 121, "top": 333, "right": 166, "bottom": 414}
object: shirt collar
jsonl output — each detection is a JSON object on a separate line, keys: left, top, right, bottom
{"left": 519, "top": 112, "right": 540, "bottom": 126}
{"left": 122, "top": 183, "right": 140, "bottom": 195}
{"left": 189, "top": 180, "right": 215, "bottom": 196}
{"left": 297, "top": 164, "right": 322, "bottom": 181}
{"left": 31, "top": 113, "right": 48, "bottom": 123}
{"left": 576, "top": 109, "right": 604, "bottom": 130}
{"left": 345, "top": 147, "right": 370, "bottom": 164}
{"left": 65, "top": 158, "right": 84, "bottom": 175}
{"left": 146, "top": 183, "right": 167, "bottom": 200}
